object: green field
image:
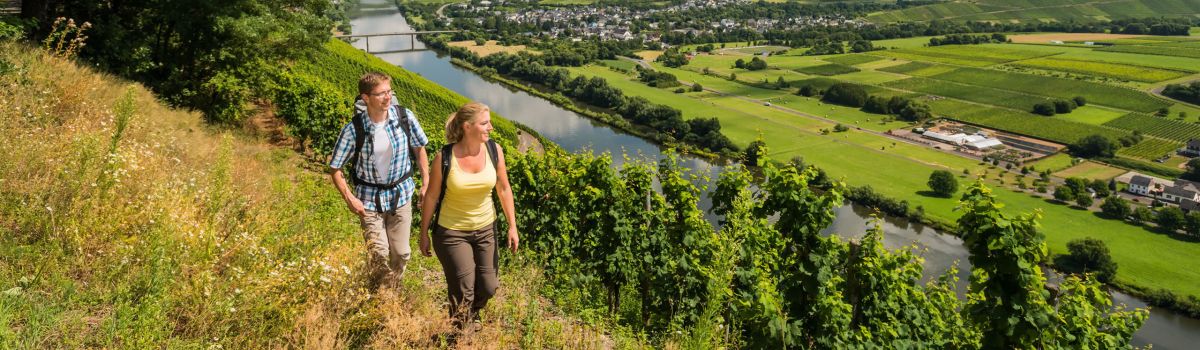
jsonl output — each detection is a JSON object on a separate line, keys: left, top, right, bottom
{"left": 872, "top": 45, "right": 1052, "bottom": 67}
{"left": 1057, "top": 106, "right": 1129, "bottom": 125}
{"left": 1009, "top": 57, "right": 1192, "bottom": 83}
{"left": 1104, "top": 113, "right": 1200, "bottom": 142}
{"left": 1097, "top": 45, "right": 1200, "bottom": 59}
{"left": 822, "top": 54, "right": 884, "bottom": 66}
{"left": 794, "top": 63, "right": 860, "bottom": 76}
{"left": 927, "top": 99, "right": 1130, "bottom": 144}
{"left": 598, "top": 59, "right": 637, "bottom": 72}
{"left": 1054, "top": 161, "right": 1128, "bottom": 181}
{"left": 868, "top": 0, "right": 1200, "bottom": 23}
{"left": 1029, "top": 153, "right": 1076, "bottom": 172}
{"left": 878, "top": 61, "right": 961, "bottom": 77}
{"left": 930, "top": 67, "right": 1173, "bottom": 113}
{"left": 885, "top": 76, "right": 1050, "bottom": 112}
{"left": 1118, "top": 138, "right": 1183, "bottom": 160}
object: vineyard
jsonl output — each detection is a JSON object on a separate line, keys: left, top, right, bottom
{"left": 1104, "top": 113, "right": 1200, "bottom": 142}
{"left": 1118, "top": 138, "right": 1183, "bottom": 160}
{"left": 1008, "top": 57, "right": 1192, "bottom": 83}
{"left": 871, "top": 45, "right": 1051, "bottom": 67}
{"left": 1097, "top": 45, "right": 1200, "bottom": 59}
{"left": 502, "top": 149, "right": 1147, "bottom": 347}
{"left": 884, "top": 76, "right": 1050, "bottom": 112}
{"left": 794, "top": 63, "right": 860, "bottom": 76}
{"left": 928, "top": 99, "right": 1130, "bottom": 144}
{"left": 822, "top": 54, "right": 883, "bottom": 66}
{"left": 930, "top": 67, "right": 1173, "bottom": 113}
{"left": 878, "top": 61, "right": 961, "bottom": 77}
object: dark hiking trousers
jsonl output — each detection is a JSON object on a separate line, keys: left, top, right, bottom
{"left": 432, "top": 223, "right": 499, "bottom": 324}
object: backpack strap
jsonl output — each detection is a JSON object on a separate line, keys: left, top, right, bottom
{"left": 432, "top": 140, "right": 501, "bottom": 228}
{"left": 347, "top": 103, "right": 418, "bottom": 191}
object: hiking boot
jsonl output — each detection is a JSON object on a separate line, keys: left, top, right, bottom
{"left": 471, "top": 312, "right": 483, "bottom": 332}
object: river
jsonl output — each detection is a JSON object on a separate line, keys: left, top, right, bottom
{"left": 349, "top": 3, "right": 1199, "bottom": 348}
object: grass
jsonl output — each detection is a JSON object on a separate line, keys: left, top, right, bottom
{"left": 447, "top": 40, "right": 530, "bottom": 57}
{"left": 885, "top": 76, "right": 1051, "bottom": 112}
{"left": 0, "top": 42, "right": 650, "bottom": 348}
{"left": 1057, "top": 106, "right": 1129, "bottom": 125}
{"left": 1053, "top": 161, "right": 1128, "bottom": 181}
{"left": 1029, "top": 153, "right": 1076, "bottom": 172}
{"left": 872, "top": 45, "right": 1054, "bottom": 67}
{"left": 598, "top": 59, "right": 637, "bottom": 72}
{"left": 878, "top": 61, "right": 960, "bottom": 77}
{"left": 1097, "top": 45, "right": 1200, "bottom": 59}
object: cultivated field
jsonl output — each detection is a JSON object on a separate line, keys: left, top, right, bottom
{"left": 447, "top": 40, "right": 529, "bottom": 57}
{"left": 822, "top": 54, "right": 883, "bottom": 66}
{"left": 885, "top": 76, "right": 1050, "bottom": 112}
{"left": 1054, "top": 161, "right": 1128, "bottom": 181}
{"left": 930, "top": 67, "right": 1173, "bottom": 113}
{"left": 794, "top": 63, "right": 860, "bottom": 76}
{"left": 927, "top": 99, "right": 1130, "bottom": 144}
{"left": 1118, "top": 138, "right": 1183, "bottom": 160}
{"left": 1104, "top": 113, "right": 1200, "bottom": 142}
{"left": 1008, "top": 57, "right": 1192, "bottom": 83}
{"left": 1008, "top": 33, "right": 1147, "bottom": 44}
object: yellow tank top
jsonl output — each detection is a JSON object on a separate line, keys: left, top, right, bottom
{"left": 437, "top": 146, "right": 497, "bottom": 231}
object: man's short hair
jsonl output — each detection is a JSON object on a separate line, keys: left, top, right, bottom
{"left": 358, "top": 72, "right": 391, "bottom": 95}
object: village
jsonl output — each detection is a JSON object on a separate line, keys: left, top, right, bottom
{"left": 442, "top": 0, "right": 864, "bottom": 42}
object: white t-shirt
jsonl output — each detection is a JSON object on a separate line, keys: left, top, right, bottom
{"left": 371, "top": 118, "right": 393, "bottom": 182}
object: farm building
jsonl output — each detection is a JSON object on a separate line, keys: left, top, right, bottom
{"left": 1127, "top": 174, "right": 1200, "bottom": 204}
{"left": 922, "top": 131, "right": 1004, "bottom": 150}
{"left": 1179, "top": 139, "right": 1200, "bottom": 157}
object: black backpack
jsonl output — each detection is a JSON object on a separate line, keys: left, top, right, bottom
{"left": 431, "top": 140, "right": 500, "bottom": 228}
{"left": 346, "top": 95, "right": 419, "bottom": 212}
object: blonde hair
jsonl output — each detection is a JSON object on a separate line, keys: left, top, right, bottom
{"left": 445, "top": 102, "right": 489, "bottom": 144}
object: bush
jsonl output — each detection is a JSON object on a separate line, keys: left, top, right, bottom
{"left": 1058, "top": 238, "right": 1118, "bottom": 283}
{"left": 1073, "top": 96, "right": 1087, "bottom": 107}
{"left": 927, "top": 170, "right": 958, "bottom": 198}
{"left": 1033, "top": 102, "right": 1056, "bottom": 116}
{"left": 1054, "top": 99, "right": 1076, "bottom": 114}
{"left": 1070, "top": 135, "right": 1118, "bottom": 158}
{"left": 1157, "top": 207, "right": 1187, "bottom": 233}
{"left": 1100, "top": 196, "right": 1131, "bottom": 219}
{"left": 822, "top": 83, "right": 868, "bottom": 107}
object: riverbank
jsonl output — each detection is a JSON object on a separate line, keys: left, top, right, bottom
{"left": 446, "top": 57, "right": 728, "bottom": 161}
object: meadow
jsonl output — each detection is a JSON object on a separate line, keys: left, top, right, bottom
{"left": 1097, "top": 45, "right": 1200, "bottom": 59}
{"left": 793, "top": 63, "right": 860, "bottom": 76}
{"left": 1054, "top": 161, "right": 1129, "bottom": 181}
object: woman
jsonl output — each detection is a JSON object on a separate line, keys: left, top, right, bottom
{"left": 419, "top": 102, "right": 519, "bottom": 332}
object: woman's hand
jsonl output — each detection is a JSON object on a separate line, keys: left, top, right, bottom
{"left": 506, "top": 227, "right": 519, "bottom": 253}
{"left": 419, "top": 231, "right": 432, "bottom": 257}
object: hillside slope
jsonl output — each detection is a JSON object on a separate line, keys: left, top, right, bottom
{"left": 869, "top": 0, "right": 1200, "bottom": 23}
{"left": 0, "top": 42, "right": 634, "bottom": 348}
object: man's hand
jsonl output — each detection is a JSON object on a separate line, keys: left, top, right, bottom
{"left": 346, "top": 197, "right": 367, "bottom": 217}
{"left": 418, "top": 183, "right": 429, "bottom": 205}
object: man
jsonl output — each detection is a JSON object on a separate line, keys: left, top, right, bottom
{"left": 329, "top": 72, "right": 429, "bottom": 289}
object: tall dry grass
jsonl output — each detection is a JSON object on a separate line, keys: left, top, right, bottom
{"left": 0, "top": 41, "right": 645, "bottom": 349}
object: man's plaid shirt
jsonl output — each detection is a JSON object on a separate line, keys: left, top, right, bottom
{"left": 329, "top": 105, "right": 429, "bottom": 212}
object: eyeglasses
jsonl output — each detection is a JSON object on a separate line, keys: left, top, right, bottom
{"left": 367, "top": 89, "right": 393, "bottom": 98}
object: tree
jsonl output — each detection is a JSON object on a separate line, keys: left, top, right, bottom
{"left": 1100, "top": 196, "right": 1132, "bottom": 220}
{"left": 775, "top": 76, "right": 788, "bottom": 89}
{"left": 734, "top": 58, "right": 746, "bottom": 69}
{"left": 1073, "top": 96, "right": 1087, "bottom": 107}
{"left": 1059, "top": 238, "right": 1118, "bottom": 283}
{"left": 692, "top": 83, "right": 703, "bottom": 92}
{"left": 821, "top": 83, "right": 868, "bottom": 107}
{"left": 1185, "top": 158, "right": 1200, "bottom": 181}
{"left": 927, "top": 170, "right": 958, "bottom": 197}
{"left": 1054, "top": 99, "right": 1076, "bottom": 114}
{"left": 899, "top": 102, "right": 932, "bottom": 122}
{"left": 1187, "top": 212, "right": 1200, "bottom": 236}
{"left": 745, "top": 139, "right": 768, "bottom": 167}
{"left": 746, "top": 56, "right": 768, "bottom": 71}
{"left": 1075, "top": 194, "right": 1094, "bottom": 208}
{"left": 798, "top": 85, "right": 817, "bottom": 97}
{"left": 1033, "top": 102, "right": 1056, "bottom": 116}
{"left": 1131, "top": 206, "right": 1155, "bottom": 225}
{"left": 1069, "top": 135, "right": 1118, "bottom": 158}
{"left": 1156, "top": 207, "right": 1186, "bottom": 233}
{"left": 1054, "top": 185, "right": 1076, "bottom": 203}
